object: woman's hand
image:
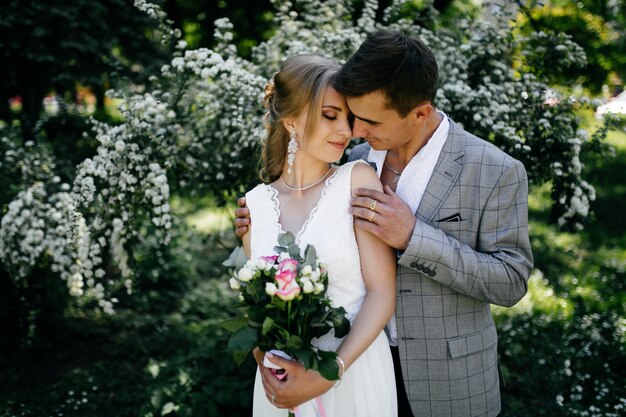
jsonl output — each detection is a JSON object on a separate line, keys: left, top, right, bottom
{"left": 260, "top": 353, "right": 335, "bottom": 409}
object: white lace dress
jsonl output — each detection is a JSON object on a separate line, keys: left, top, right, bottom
{"left": 247, "top": 161, "right": 397, "bottom": 417}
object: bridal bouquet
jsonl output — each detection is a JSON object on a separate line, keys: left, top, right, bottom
{"left": 222, "top": 232, "right": 350, "bottom": 381}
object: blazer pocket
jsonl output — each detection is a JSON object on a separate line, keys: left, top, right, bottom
{"left": 435, "top": 219, "right": 470, "bottom": 241}
{"left": 447, "top": 326, "right": 497, "bottom": 359}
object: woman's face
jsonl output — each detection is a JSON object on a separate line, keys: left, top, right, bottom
{"left": 293, "top": 86, "right": 352, "bottom": 164}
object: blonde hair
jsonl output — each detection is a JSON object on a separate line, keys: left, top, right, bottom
{"left": 260, "top": 55, "right": 340, "bottom": 183}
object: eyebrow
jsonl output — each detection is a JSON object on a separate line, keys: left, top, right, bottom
{"left": 322, "top": 105, "right": 343, "bottom": 111}
{"left": 352, "top": 113, "right": 380, "bottom": 124}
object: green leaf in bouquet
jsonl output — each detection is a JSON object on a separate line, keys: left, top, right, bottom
{"left": 328, "top": 307, "right": 351, "bottom": 338}
{"left": 218, "top": 316, "right": 249, "bottom": 333}
{"left": 317, "top": 350, "right": 340, "bottom": 381}
{"left": 222, "top": 246, "right": 248, "bottom": 269}
{"left": 271, "top": 297, "right": 287, "bottom": 310}
{"left": 303, "top": 244, "right": 317, "bottom": 267}
{"left": 288, "top": 243, "right": 301, "bottom": 259}
{"left": 233, "top": 350, "right": 249, "bottom": 366}
{"left": 273, "top": 245, "right": 287, "bottom": 254}
{"left": 277, "top": 231, "right": 296, "bottom": 247}
{"left": 286, "top": 334, "right": 304, "bottom": 349}
{"left": 228, "top": 327, "right": 258, "bottom": 354}
{"left": 247, "top": 305, "right": 266, "bottom": 325}
{"left": 261, "top": 316, "right": 274, "bottom": 336}
{"left": 294, "top": 348, "right": 317, "bottom": 370}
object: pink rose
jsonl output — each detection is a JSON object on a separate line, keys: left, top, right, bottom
{"left": 278, "top": 259, "right": 298, "bottom": 273}
{"left": 261, "top": 255, "right": 279, "bottom": 264}
{"left": 274, "top": 268, "right": 300, "bottom": 301}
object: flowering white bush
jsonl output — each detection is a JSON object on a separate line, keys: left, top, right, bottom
{"left": 0, "top": 0, "right": 611, "bottom": 309}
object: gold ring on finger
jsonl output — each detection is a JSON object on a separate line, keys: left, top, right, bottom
{"left": 368, "top": 210, "right": 376, "bottom": 222}
{"left": 369, "top": 200, "right": 377, "bottom": 212}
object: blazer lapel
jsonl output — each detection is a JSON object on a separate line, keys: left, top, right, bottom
{"left": 416, "top": 119, "right": 465, "bottom": 223}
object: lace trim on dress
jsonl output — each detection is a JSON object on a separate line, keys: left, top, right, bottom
{"left": 267, "top": 166, "right": 341, "bottom": 245}
{"left": 265, "top": 184, "right": 281, "bottom": 221}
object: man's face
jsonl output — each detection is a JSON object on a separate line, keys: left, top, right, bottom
{"left": 346, "top": 90, "right": 415, "bottom": 151}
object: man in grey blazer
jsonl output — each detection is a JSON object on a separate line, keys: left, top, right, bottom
{"left": 336, "top": 30, "right": 533, "bottom": 417}
{"left": 235, "top": 30, "right": 533, "bottom": 417}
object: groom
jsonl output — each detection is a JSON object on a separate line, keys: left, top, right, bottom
{"left": 235, "top": 30, "right": 533, "bottom": 417}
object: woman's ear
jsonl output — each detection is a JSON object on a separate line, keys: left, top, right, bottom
{"left": 282, "top": 118, "right": 296, "bottom": 132}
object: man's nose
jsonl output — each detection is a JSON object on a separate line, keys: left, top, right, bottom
{"left": 352, "top": 119, "right": 368, "bottom": 138}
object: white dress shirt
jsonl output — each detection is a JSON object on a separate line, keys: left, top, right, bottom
{"left": 366, "top": 111, "right": 450, "bottom": 346}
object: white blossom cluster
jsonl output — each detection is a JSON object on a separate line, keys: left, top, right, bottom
{"left": 133, "top": 0, "right": 180, "bottom": 47}
{"left": 0, "top": 182, "right": 117, "bottom": 312}
{"left": 0, "top": 0, "right": 610, "bottom": 309}
{"left": 556, "top": 312, "right": 626, "bottom": 416}
{"left": 0, "top": 134, "right": 57, "bottom": 190}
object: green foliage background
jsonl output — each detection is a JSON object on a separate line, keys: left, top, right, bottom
{"left": 0, "top": 1, "right": 625, "bottom": 416}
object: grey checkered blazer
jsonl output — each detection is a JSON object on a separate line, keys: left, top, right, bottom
{"left": 349, "top": 118, "right": 533, "bottom": 417}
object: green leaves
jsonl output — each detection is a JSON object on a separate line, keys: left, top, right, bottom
{"left": 218, "top": 316, "right": 248, "bottom": 333}
{"left": 303, "top": 244, "right": 317, "bottom": 268}
{"left": 222, "top": 246, "right": 248, "bottom": 269}
{"left": 261, "top": 316, "right": 274, "bottom": 336}
{"left": 274, "top": 231, "right": 302, "bottom": 261}
{"left": 328, "top": 307, "right": 351, "bottom": 338}
{"left": 227, "top": 327, "right": 258, "bottom": 365}
{"left": 317, "top": 351, "right": 340, "bottom": 381}
{"left": 277, "top": 232, "right": 295, "bottom": 247}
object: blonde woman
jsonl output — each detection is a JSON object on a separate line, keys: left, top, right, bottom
{"left": 241, "top": 55, "right": 397, "bottom": 417}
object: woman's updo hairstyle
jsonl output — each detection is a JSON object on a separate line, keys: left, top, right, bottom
{"left": 260, "top": 55, "right": 340, "bottom": 183}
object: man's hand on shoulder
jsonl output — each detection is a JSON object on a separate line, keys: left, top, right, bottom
{"left": 350, "top": 185, "right": 416, "bottom": 250}
{"left": 234, "top": 196, "right": 250, "bottom": 238}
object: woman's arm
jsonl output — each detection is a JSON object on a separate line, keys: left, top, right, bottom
{"left": 242, "top": 228, "right": 251, "bottom": 259}
{"left": 336, "top": 162, "right": 396, "bottom": 369}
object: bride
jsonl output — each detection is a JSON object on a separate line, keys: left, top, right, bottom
{"left": 241, "top": 54, "right": 397, "bottom": 417}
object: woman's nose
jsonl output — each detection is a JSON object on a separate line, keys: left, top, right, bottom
{"left": 338, "top": 118, "right": 352, "bottom": 137}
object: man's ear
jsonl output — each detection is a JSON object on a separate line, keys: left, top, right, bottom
{"left": 409, "top": 102, "right": 434, "bottom": 123}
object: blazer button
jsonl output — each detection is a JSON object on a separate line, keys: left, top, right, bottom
{"left": 410, "top": 261, "right": 418, "bottom": 269}
{"left": 429, "top": 270, "right": 436, "bottom": 277}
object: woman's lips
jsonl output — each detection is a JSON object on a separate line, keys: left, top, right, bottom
{"left": 329, "top": 141, "right": 347, "bottom": 150}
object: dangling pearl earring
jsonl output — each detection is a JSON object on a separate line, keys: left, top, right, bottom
{"left": 287, "top": 128, "right": 298, "bottom": 174}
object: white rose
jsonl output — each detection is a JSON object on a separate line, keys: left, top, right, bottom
{"left": 302, "top": 280, "right": 314, "bottom": 294}
{"left": 314, "top": 283, "right": 324, "bottom": 294}
{"left": 309, "top": 270, "right": 321, "bottom": 282}
{"left": 301, "top": 265, "right": 313, "bottom": 275}
{"left": 229, "top": 277, "right": 241, "bottom": 290}
{"left": 237, "top": 267, "right": 254, "bottom": 282}
{"left": 265, "top": 282, "right": 278, "bottom": 296}
{"left": 256, "top": 258, "right": 269, "bottom": 270}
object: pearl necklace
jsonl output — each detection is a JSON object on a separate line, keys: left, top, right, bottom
{"left": 384, "top": 160, "right": 403, "bottom": 183}
{"left": 280, "top": 165, "right": 333, "bottom": 191}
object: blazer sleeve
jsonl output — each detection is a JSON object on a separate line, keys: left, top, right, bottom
{"left": 347, "top": 143, "right": 371, "bottom": 163}
{"left": 398, "top": 159, "right": 533, "bottom": 307}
